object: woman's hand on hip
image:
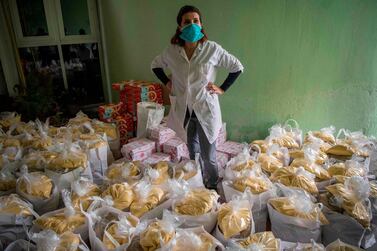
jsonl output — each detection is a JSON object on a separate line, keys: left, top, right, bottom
{"left": 206, "top": 82, "right": 224, "bottom": 95}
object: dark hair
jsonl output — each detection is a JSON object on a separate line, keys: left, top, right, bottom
{"left": 170, "top": 5, "right": 208, "bottom": 46}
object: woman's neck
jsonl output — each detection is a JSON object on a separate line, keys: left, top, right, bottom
{"left": 184, "top": 41, "right": 198, "bottom": 49}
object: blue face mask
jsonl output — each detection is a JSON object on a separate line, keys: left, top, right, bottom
{"left": 179, "top": 23, "right": 204, "bottom": 43}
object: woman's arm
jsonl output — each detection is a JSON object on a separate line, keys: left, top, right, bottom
{"left": 152, "top": 68, "right": 170, "bottom": 85}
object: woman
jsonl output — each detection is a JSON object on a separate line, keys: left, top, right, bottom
{"left": 151, "top": 5, "right": 243, "bottom": 189}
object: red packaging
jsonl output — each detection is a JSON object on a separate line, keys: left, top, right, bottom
{"left": 98, "top": 102, "right": 124, "bottom": 122}
{"left": 114, "top": 113, "right": 134, "bottom": 145}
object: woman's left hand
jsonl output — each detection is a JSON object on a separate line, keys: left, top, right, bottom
{"left": 206, "top": 82, "right": 224, "bottom": 95}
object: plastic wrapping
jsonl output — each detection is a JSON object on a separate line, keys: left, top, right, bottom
{"left": 0, "top": 193, "right": 38, "bottom": 226}
{"left": 170, "top": 226, "right": 224, "bottom": 251}
{"left": 32, "top": 229, "right": 89, "bottom": 251}
{"left": 227, "top": 231, "right": 280, "bottom": 251}
{"left": 169, "top": 182, "right": 219, "bottom": 232}
{"left": 325, "top": 239, "right": 363, "bottom": 251}
{"left": 270, "top": 166, "right": 319, "bottom": 194}
{"left": 16, "top": 167, "right": 59, "bottom": 215}
{"left": 171, "top": 157, "right": 203, "bottom": 188}
{"left": 144, "top": 161, "right": 170, "bottom": 186}
{"left": 0, "top": 166, "right": 16, "bottom": 194}
{"left": 0, "top": 112, "right": 21, "bottom": 131}
{"left": 266, "top": 121, "right": 301, "bottom": 149}
{"left": 322, "top": 207, "right": 376, "bottom": 249}
{"left": 325, "top": 176, "right": 372, "bottom": 227}
{"left": 101, "top": 183, "right": 135, "bottom": 211}
{"left": 215, "top": 195, "right": 253, "bottom": 241}
{"left": 257, "top": 153, "right": 283, "bottom": 174}
{"left": 280, "top": 240, "right": 325, "bottom": 251}
{"left": 22, "top": 151, "right": 47, "bottom": 172}
{"left": 267, "top": 191, "right": 328, "bottom": 243}
{"left": 139, "top": 219, "right": 175, "bottom": 251}
{"left": 86, "top": 206, "right": 141, "bottom": 251}
{"left": 33, "top": 208, "right": 87, "bottom": 239}
{"left": 71, "top": 177, "right": 101, "bottom": 211}
{"left": 130, "top": 180, "right": 170, "bottom": 219}
{"left": 305, "top": 126, "right": 336, "bottom": 145}
{"left": 106, "top": 160, "right": 143, "bottom": 184}
{"left": 137, "top": 102, "right": 165, "bottom": 138}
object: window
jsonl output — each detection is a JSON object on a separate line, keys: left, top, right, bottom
{"left": 8, "top": 0, "right": 107, "bottom": 106}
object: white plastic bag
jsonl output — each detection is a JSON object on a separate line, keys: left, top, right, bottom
{"left": 31, "top": 229, "right": 89, "bottom": 251}
{"left": 86, "top": 206, "right": 141, "bottom": 251}
{"left": 322, "top": 208, "right": 376, "bottom": 249}
{"left": 167, "top": 226, "right": 225, "bottom": 251}
{"left": 214, "top": 193, "right": 254, "bottom": 245}
{"left": 16, "top": 166, "right": 59, "bottom": 215}
{"left": 137, "top": 102, "right": 165, "bottom": 138}
{"left": 168, "top": 180, "right": 219, "bottom": 233}
{"left": 3, "top": 240, "right": 36, "bottom": 251}
{"left": 267, "top": 191, "right": 325, "bottom": 243}
{"left": 171, "top": 155, "right": 204, "bottom": 188}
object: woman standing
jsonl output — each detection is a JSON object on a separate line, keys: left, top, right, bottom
{"left": 151, "top": 5, "right": 243, "bottom": 189}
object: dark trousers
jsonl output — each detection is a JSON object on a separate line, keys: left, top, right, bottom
{"left": 185, "top": 110, "right": 218, "bottom": 188}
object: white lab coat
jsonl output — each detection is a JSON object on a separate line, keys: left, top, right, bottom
{"left": 151, "top": 40, "right": 243, "bottom": 144}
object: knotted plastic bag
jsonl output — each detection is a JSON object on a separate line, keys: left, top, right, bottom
{"left": 270, "top": 166, "right": 319, "bottom": 194}
{"left": 229, "top": 231, "right": 280, "bottom": 251}
{"left": 70, "top": 177, "right": 100, "bottom": 211}
{"left": 101, "top": 183, "right": 135, "bottom": 211}
{"left": 130, "top": 181, "right": 166, "bottom": 218}
{"left": 139, "top": 219, "right": 175, "bottom": 251}
{"left": 325, "top": 176, "right": 372, "bottom": 227}
{"left": 217, "top": 198, "right": 252, "bottom": 239}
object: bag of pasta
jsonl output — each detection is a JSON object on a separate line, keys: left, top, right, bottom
{"left": 0, "top": 112, "right": 21, "bottom": 131}
{"left": 91, "top": 119, "right": 120, "bottom": 159}
{"left": 305, "top": 126, "right": 336, "bottom": 145}
{"left": 292, "top": 137, "right": 329, "bottom": 166}
{"left": 171, "top": 156, "right": 203, "bottom": 188}
{"left": 144, "top": 161, "right": 170, "bottom": 186}
{"left": 106, "top": 160, "right": 143, "bottom": 185}
{"left": 45, "top": 141, "right": 92, "bottom": 190}
{"left": 270, "top": 166, "right": 319, "bottom": 194}
{"left": 214, "top": 196, "right": 253, "bottom": 244}
{"left": 0, "top": 132, "right": 22, "bottom": 163}
{"left": 101, "top": 182, "right": 135, "bottom": 211}
{"left": 77, "top": 123, "right": 111, "bottom": 184}
{"left": 224, "top": 146, "right": 256, "bottom": 179}
{"left": 86, "top": 205, "right": 140, "bottom": 251}
{"left": 33, "top": 189, "right": 88, "bottom": 240}
{"left": 0, "top": 193, "right": 38, "bottom": 226}
{"left": 22, "top": 151, "right": 47, "bottom": 172}
{"left": 328, "top": 158, "right": 369, "bottom": 182}
{"left": 325, "top": 239, "right": 363, "bottom": 251}
{"left": 130, "top": 180, "right": 171, "bottom": 220}
{"left": 70, "top": 177, "right": 101, "bottom": 211}
{"left": 325, "top": 176, "right": 372, "bottom": 228}
{"left": 266, "top": 121, "right": 301, "bottom": 149}
{"left": 138, "top": 218, "right": 176, "bottom": 251}
{"left": 31, "top": 229, "right": 89, "bottom": 251}
{"left": 257, "top": 151, "right": 284, "bottom": 175}
{"left": 169, "top": 226, "right": 224, "bottom": 251}
{"left": 326, "top": 129, "right": 372, "bottom": 158}
{"left": 267, "top": 190, "right": 328, "bottom": 243}
{"left": 68, "top": 111, "right": 92, "bottom": 126}
{"left": 16, "top": 166, "right": 59, "bottom": 214}
{"left": 0, "top": 165, "right": 16, "bottom": 196}
{"left": 280, "top": 240, "right": 325, "bottom": 251}
{"left": 227, "top": 231, "right": 280, "bottom": 251}
{"left": 290, "top": 146, "right": 330, "bottom": 181}
{"left": 169, "top": 180, "right": 219, "bottom": 232}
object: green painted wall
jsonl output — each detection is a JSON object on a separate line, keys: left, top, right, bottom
{"left": 100, "top": 0, "right": 377, "bottom": 142}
